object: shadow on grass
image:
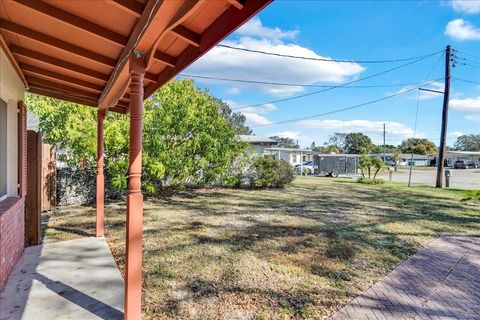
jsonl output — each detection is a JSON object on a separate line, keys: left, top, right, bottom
{"left": 44, "top": 180, "right": 480, "bottom": 318}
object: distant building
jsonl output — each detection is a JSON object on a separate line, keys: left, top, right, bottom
{"left": 368, "top": 153, "right": 429, "bottom": 166}
{"left": 427, "top": 151, "right": 480, "bottom": 167}
{"left": 238, "top": 135, "right": 277, "bottom": 156}
{"left": 264, "top": 147, "right": 314, "bottom": 166}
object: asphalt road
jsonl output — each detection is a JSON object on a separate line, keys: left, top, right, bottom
{"left": 377, "top": 168, "right": 480, "bottom": 190}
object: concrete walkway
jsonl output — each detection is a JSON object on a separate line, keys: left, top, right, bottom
{"left": 332, "top": 235, "right": 480, "bottom": 320}
{"left": 0, "top": 237, "right": 124, "bottom": 320}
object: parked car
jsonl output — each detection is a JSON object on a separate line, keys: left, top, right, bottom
{"left": 295, "top": 161, "right": 314, "bottom": 175}
{"left": 454, "top": 160, "right": 477, "bottom": 169}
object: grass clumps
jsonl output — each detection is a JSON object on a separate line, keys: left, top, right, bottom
{"left": 461, "top": 189, "right": 480, "bottom": 202}
{"left": 357, "top": 177, "right": 384, "bottom": 185}
{"left": 42, "top": 176, "right": 479, "bottom": 319}
{"left": 326, "top": 239, "right": 355, "bottom": 260}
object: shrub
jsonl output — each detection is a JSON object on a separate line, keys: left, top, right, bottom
{"left": 275, "top": 159, "right": 295, "bottom": 188}
{"left": 357, "top": 177, "right": 384, "bottom": 185}
{"left": 251, "top": 157, "right": 294, "bottom": 189}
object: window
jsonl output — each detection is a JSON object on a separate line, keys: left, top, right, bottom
{"left": 0, "top": 99, "right": 7, "bottom": 199}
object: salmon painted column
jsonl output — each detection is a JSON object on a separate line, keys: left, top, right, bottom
{"left": 124, "top": 51, "right": 146, "bottom": 320}
{"left": 96, "top": 110, "right": 105, "bottom": 237}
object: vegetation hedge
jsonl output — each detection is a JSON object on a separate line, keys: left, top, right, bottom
{"left": 251, "top": 157, "right": 294, "bottom": 189}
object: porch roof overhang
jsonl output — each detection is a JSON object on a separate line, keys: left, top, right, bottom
{"left": 0, "top": 0, "right": 272, "bottom": 114}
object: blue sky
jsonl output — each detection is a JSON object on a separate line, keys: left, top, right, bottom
{"left": 183, "top": 0, "right": 480, "bottom": 147}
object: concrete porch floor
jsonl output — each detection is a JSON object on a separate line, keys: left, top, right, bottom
{"left": 0, "top": 237, "right": 124, "bottom": 320}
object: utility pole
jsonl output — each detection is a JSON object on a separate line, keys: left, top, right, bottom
{"left": 383, "top": 123, "right": 386, "bottom": 162}
{"left": 436, "top": 45, "right": 451, "bottom": 188}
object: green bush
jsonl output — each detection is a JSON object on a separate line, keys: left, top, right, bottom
{"left": 357, "top": 177, "right": 384, "bottom": 185}
{"left": 251, "top": 157, "right": 294, "bottom": 189}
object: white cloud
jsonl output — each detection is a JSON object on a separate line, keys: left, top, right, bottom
{"left": 393, "top": 81, "right": 444, "bottom": 100}
{"left": 270, "top": 131, "right": 301, "bottom": 139}
{"left": 226, "top": 87, "right": 240, "bottom": 95}
{"left": 450, "top": 95, "right": 480, "bottom": 112}
{"left": 465, "top": 113, "right": 480, "bottom": 121}
{"left": 449, "top": 131, "right": 465, "bottom": 138}
{"left": 243, "top": 113, "right": 271, "bottom": 126}
{"left": 450, "top": 0, "right": 480, "bottom": 14}
{"left": 235, "top": 18, "right": 299, "bottom": 44}
{"left": 445, "top": 19, "right": 480, "bottom": 41}
{"left": 298, "top": 119, "right": 415, "bottom": 139}
{"left": 262, "top": 103, "right": 277, "bottom": 111}
{"left": 187, "top": 18, "right": 365, "bottom": 97}
{"left": 225, "top": 100, "right": 276, "bottom": 126}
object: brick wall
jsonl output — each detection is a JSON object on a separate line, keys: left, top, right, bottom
{"left": 0, "top": 198, "right": 25, "bottom": 291}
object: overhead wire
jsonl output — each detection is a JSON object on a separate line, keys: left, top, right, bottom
{"left": 216, "top": 44, "right": 444, "bottom": 64}
{"left": 249, "top": 50, "right": 446, "bottom": 128}
{"left": 385, "top": 137, "right": 457, "bottom": 142}
{"left": 454, "top": 77, "right": 480, "bottom": 85}
{"left": 178, "top": 74, "right": 437, "bottom": 89}
{"left": 251, "top": 78, "right": 443, "bottom": 128}
{"left": 454, "top": 50, "right": 480, "bottom": 60}
{"left": 231, "top": 51, "right": 443, "bottom": 110}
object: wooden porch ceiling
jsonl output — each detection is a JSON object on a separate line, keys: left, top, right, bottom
{"left": 0, "top": 0, "right": 272, "bottom": 114}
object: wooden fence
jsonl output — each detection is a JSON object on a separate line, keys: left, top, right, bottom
{"left": 25, "top": 130, "right": 56, "bottom": 246}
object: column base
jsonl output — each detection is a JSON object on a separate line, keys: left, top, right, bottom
{"left": 124, "top": 192, "right": 143, "bottom": 320}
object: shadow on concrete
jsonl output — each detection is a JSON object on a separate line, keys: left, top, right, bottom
{"left": 0, "top": 238, "right": 124, "bottom": 320}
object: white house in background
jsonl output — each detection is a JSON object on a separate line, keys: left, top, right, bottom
{"left": 264, "top": 147, "right": 314, "bottom": 166}
{"left": 238, "top": 135, "right": 277, "bottom": 156}
{"left": 369, "top": 153, "right": 429, "bottom": 166}
{"left": 427, "top": 151, "right": 480, "bottom": 167}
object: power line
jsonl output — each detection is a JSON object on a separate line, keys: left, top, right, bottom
{"left": 385, "top": 137, "right": 457, "bottom": 142}
{"left": 251, "top": 78, "right": 443, "bottom": 128}
{"left": 454, "top": 50, "right": 480, "bottom": 60}
{"left": 216, "top": 44, "right": 444, "bottom": 64}
{"left": 454, "top": 77, "right": 480, "bottom": 85}
{"left": 452, "top": 56, "right": 480, "bottom": 68}
{"left": 232, "top": 52, "right": 442, "bottom": 111}
{"left": 178, "top": 74, "right": 436, "bottom": 89}
{"left": 463, "top": 63, "right": 480, "bottom": 69}
{"left": 461, "top": 57, "right": 480, "bottom": 65}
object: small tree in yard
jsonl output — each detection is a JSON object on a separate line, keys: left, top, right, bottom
{"left": 358, "top": 154, "right": 384, "bottom": 183}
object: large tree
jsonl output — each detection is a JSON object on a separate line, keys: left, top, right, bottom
{"left": 269, "top": 136, "right": 299, "bottom": 148}
{"left": 344, "top": 133, "right": 374, "bottom": 154}
{"left": 453, "top": 134, "right": 480, "bottom": 151}
{"left": 326, "top": 133, "right": 347, "bottom": 152}
{"left": 371, "top": 144, "right": 398, "bottom": 154}
{"left": 214, "top": 97, "right": 252, "bottom": 135}
{"left": 399, "top": 138, "right": 437, "bottom": 155}
{"left": 27, "top": 79, "right": 245, "bottom": 192}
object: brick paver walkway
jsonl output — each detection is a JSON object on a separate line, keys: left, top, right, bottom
{"left": 331, "top": 235, "right": 480, "bottom": 320}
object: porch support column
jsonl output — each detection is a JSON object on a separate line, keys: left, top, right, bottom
{"left": 96, "top": 110, "right": 105, "bottom": 237}
{"left": 124, "top": 52, "right": 146, "bottom": 320}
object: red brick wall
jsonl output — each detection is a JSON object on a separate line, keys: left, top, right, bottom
{"left": 0, "top": 197, "right": 25, "bottom": 291}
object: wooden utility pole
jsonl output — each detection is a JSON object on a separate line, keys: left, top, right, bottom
{"left": 435, "top": 45, "right": 451, "bottom": 188}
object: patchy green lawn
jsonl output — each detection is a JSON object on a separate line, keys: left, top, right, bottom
{"left": 43, "top": 177, "right": 480, "bottom": 319}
